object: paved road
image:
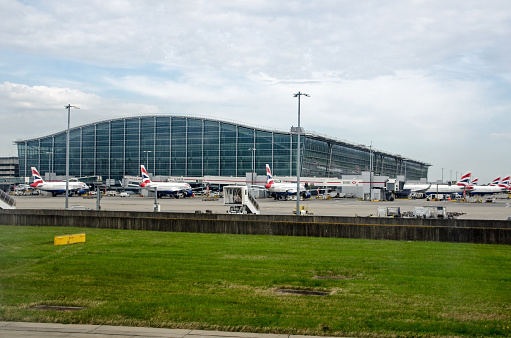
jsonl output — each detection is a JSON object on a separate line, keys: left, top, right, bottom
{"left": 0, "top": 322, "right": 342, "bottom": 338}
{"left": 11, "top": 194, "right": 511, "bottom": 220}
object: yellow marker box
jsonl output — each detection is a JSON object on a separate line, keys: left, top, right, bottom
{"left": 54, "top": 233, "right": 86, "bottom": 246}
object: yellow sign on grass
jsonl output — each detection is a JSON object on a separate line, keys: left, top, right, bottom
{"left": 54, "top": 233, "right": 86, "bottom": 246}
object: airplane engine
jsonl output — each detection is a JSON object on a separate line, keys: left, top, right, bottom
{"left": 303, "top": 192, "right": 312, "bottom": 199}
{"left": 185, "top": 190, "right": 193, "bottom": 197}
{"left": 77, "top": 189, "right": 88, "bottom": 196}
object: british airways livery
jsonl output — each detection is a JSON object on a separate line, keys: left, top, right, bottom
{"left": 30, "top": 167, "right": 89, "bottom": 197}
{"left": 139, "top": 165, "right": 193, "bottom": 198}
{"left": 468, "top": 176, "right": 508, "bottom": 195}
{"left": 265, "top": 164, "right": 311, "bottom": 200}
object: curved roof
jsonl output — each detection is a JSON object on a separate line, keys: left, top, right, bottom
{"left": 14, "top": 113, "right": 430, "bottom": 166}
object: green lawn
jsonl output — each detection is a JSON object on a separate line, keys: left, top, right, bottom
{"left": 0, "top": 225, "right": 509, "bottom": 337}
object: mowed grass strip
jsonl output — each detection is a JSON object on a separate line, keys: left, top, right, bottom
{"left": 0, "top": 225, "right": 509, "bottom": 337}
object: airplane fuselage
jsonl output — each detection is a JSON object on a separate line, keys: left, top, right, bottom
{"left": 141, "top": 181, "right": 193, "bottom": 197}
{"left": 31, "top": 181, "right": 89, "bottom": 195}
{"left": 424, "top": 184, "right": 466, "bottom": 195}
{"left": 467, "top": 186, "right": 506, "bottom": 195}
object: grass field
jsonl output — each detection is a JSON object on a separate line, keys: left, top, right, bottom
{"left": 0, "top": 225, "right": 509, "bottom": 337}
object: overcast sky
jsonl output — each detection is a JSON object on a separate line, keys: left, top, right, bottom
{"left": 1, "top": 0, "right": 510, "bottom": 183}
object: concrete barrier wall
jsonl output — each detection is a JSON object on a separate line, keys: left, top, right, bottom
{"left": 0, "top": 209, "right": 510, "bottom": 244}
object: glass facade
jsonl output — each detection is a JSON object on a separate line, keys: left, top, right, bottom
{"left": 16, "top": 115, "right": 429, "bottom": 181}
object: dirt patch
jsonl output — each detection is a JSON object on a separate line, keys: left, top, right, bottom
{"left": 275, "top": 288, "right": 329, "bottom": 296}
{"left": 32, "top": 305, "right": 86, "bottom": 311}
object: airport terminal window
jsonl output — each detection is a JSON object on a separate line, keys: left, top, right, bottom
{"left": 219, "top": 123, "right": 236, "bottom": 176}
{"left": 187, "top": 119, "right": 203, "bottom": 176}
{"left": 53, "top": 134, "right": 66, "bottom": 175}
{"left": 81, "top": 126, "right": 95, "bottom": 177}
{"left": 15, "top": 115, "right": 429, "bottom": 182}
{"left": 154, "top": 117, "right": 171, "bottom": 175}
{"left": 171, "top": 118, "right": 187, "bottom": 176}
{"left": 69, "top": 129, "right": 81, "bottom": 176}
{"left": 255, "top": 130, "right": 273, "bottom": 174}
{"left": 125, "top": 119, "right": 140, "bottom": 176}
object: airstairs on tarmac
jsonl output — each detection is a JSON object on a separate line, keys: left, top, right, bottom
{"left": 0, "top": 189, "right": 16, "bottom": 209}
{"left": 223, "top": 185, "right": 260, "bottom": 214}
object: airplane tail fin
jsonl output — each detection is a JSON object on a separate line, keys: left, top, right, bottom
{"left": 499, "top": 176, "right": 510, "bottom": 189}
{"left": 489, "top": 177, "right": 501, "bottom": 186}
{"left": 456, "top": 172, "right": 471, "bottom": 186}
{"left": 140, "top": 165, "right": 151, "bottom": 187}
{"left": 265, "top": 164, "right": 274, "bottom": 188}
{"left": 470, "top": 178, "right": 479, "bottom": 186}
{"left": 30, "top": 167, "right": 44, "bottom": 188}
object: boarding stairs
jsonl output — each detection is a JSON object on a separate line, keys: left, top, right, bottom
{"left": 0, "top": 189, "right": 16, "bottom": 209}
{"left": 223, "top": 186, "right": 260, "bottom": 214}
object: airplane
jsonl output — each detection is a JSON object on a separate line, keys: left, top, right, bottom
{"left": 468, "top": 176, "right": 508, "bottom": 196}
{"left": 139, "top": 165, "right": 193, "bottom": 198}
{"left": 30, "top": 167, "right": 89, "bottom": 197}
{"left": 265, "top": 164, "right": 311, "bottom": 200}
{"left": 423, "top": 172, "right": 472, "bottom": 196}
{"left": 403, "top": 172, "right": 471, "bottom": 195}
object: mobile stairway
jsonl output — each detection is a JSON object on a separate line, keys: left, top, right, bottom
{"left": 223, "top": 185, "right": 260, "bottom": 214}
{"left": 0, "top": 189, "right": 16, "bottom": 209}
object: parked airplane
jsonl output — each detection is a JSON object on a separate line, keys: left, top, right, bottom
{"left": 424, "top": 172, "right": 472, "bottom": 196}
{"left": 265, "top": 164, "right": 311, "bottom": 200}
{"left": 468, "top": 176, "right": 507, "bottom": 196}
{"left": 30, "top": 167, "right": 89, "bottom": 197}
{"left": 403, "top": 172, "right": 471, "bottom": 195}
{"left": 139, "top": 165, "right": 193, "bottom": 198}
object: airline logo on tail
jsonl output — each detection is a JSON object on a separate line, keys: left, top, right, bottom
{"left": 499, "top": 176, "right": 510, "bottom": 189}
{"left": 489, "top": 177, "right": 501, "bottom": 186}
{"left": 457, "top": 172, "right": 471, "bottom": 186}
{"left": 470, "top": 178, "right": 479, "bottom": 186}
{"left": 30, "top": 167, "right": 44, "bottom": 187}
{"left": 140, "top": 165, "right": 151, "bottom": 187}
{"left": 265, "top": 164, "right": 274, "bottom": 188}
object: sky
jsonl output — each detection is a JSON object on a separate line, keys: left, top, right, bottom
{"left": 1, "top": 0, "right": 510, "bottom": 183}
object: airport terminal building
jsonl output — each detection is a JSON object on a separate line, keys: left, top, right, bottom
{"left": 15, "top": 115, "right": 429, "bottom": 182}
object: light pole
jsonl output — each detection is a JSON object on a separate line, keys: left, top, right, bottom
{"left": 143, "top": 150, "right": 152, "bottom": 169}
{"left": 293, "top": 91, "right": 309, "bottom": 216}
{"left": 248, "top": 148, "right": 256, "bottom": 188}
{"left": 65, "top": 104, "right": 79, "bottom": 210}
{"left": 369, "top": 141, "right": 373, "bottom": 200}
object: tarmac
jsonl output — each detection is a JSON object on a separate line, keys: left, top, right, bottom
{"left": 11, "top": 193, "right": 511, "bottom": 220}
{"left": 0, "top": 322, "right": 342, "bottom": 338}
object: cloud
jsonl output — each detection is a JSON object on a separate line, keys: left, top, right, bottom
{"left": 0, "top": 82, "right": 158, "bottom": 152}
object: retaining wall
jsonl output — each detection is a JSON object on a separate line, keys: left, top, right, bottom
{"left": 0, "top": 209, "right": 510, "bottom": 244}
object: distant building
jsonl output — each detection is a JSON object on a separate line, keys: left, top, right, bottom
{"left": 0, "top": 157, "right": 19, "bottom": 177}
{"left": 14, "top": 115, "right": 430, "bottom": 182}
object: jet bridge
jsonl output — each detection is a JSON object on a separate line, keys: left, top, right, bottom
{"left": 223, "top": 186, "right": 260, "bottom": 214}
{"left": 0, "top": 189, "right": 16, "bottom": 209}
